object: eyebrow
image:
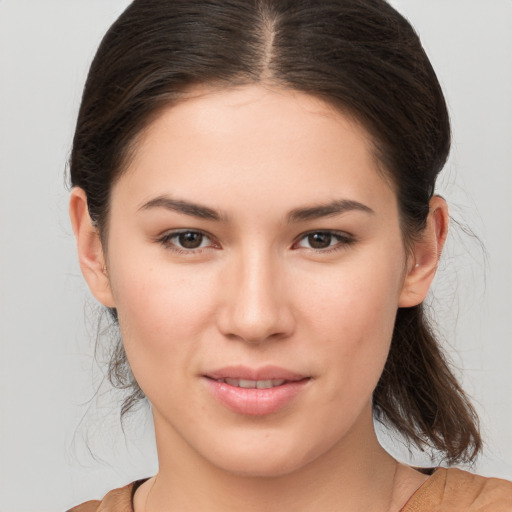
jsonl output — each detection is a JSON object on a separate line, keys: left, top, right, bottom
{"left": 287, "top": 199, "right": 374, "bottom": 222}
{"left": 138, "top": 195, "right": 374, "bottom": 223}
{"left": 138, "top": 196, "right": 223, "bottom": 221}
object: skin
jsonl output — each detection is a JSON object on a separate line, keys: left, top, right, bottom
{"left": 70, "top": 85, "right": 448, "bottom": 511}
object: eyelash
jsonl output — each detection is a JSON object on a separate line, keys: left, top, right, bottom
{"left": 157, "top": 229, "right": 356, "bottom": 254}
{"left": 293, "top": 230, "right": 356, "bottom": 253}
{"left": 157, "top": 229, "right": 218, "bottom": 254}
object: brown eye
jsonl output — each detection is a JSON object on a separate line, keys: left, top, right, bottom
{"left": 178, "top": 231, "right": 204, "bottom": 249}
{"left": 295, "top": 230, "right": 355, "bottom": 252}
{"left": 307, "top": 232, "right": 332, "bottom": 249}
{"left": 159, "top": 230, "right": 214, "bottom": 252}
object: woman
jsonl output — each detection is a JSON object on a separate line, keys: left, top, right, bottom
{"left": 67, "top": 0, "right": 512, "bottom": 510}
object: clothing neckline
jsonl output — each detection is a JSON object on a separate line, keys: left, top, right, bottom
{"left": 399, "top": 467, "right": 443, "bottom": 511}
{"left": 129, "top": 469, "right": 440, "bottom": 512}
{"left": 130, "top": 478, "right": 150, "bottom": 512}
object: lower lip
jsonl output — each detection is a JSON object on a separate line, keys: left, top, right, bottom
{"left": 204, "top": 378, "right": 310, "bottom": 416}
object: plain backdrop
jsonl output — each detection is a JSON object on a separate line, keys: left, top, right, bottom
{"left": 0, "top": 1, "right": 511, "bottom": 511}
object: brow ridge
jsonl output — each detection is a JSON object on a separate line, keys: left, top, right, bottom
{"left": 139, "top": 196, "right": 373, "bottom": 223}
{"left": 139, "top": 196, "right": 222, "bottom": 221}
{"left": 287, "top": 199, "right": 374, "bottom": 222}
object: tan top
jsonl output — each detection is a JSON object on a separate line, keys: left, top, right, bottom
{"left": 67, "top": 467, "right": 512, "bottom": 512}
{"left": 400, "top": 467, "right": 512, "bottom": 511}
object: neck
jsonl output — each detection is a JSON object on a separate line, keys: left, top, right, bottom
{"left": 140, "top": 408, "right": 402, "bottom": 512}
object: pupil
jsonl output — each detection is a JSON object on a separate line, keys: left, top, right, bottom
{"left": 179, "top": 232, "right": 202, "bottom": 249}
{"left": 308, "top": 232, "right": 331, "bottom": 249}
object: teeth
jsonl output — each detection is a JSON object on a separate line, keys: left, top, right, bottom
{"left": 239, "top": 379, "right": 257, "bottom": 388}
{"left": 221, "top": 378, "right": 286, "bottom": 389}
{"left": 256, "top": 380, "right": 274, "bottom": 389}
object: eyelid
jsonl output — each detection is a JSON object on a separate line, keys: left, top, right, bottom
{"left": 157, "top": 228, "right": 220, "bottom": 252}
{"left": 155, "top": 228, "right": 355, "bottom": 254}
{"left": 292, "top": 229, "right": 356, "bottom": 252}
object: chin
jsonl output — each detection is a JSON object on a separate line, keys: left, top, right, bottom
{"left": 201, "top": 428, "right": 329, "bottom": 479}
{"left": 213, "top": 451, "right": 309, "bottom": 478}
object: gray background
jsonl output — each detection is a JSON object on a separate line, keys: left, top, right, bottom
{"left": 0, "top": 1, "right": 511, "bottom": 511}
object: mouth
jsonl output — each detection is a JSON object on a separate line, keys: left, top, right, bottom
{"left": 210, "top": 378, "right": 290, "bottom": 389}
{"left": 203, "top": 366, "right": 311, "bottom": 416}
{"left": 204, "top": 365, "right": 308, "bottom": 382}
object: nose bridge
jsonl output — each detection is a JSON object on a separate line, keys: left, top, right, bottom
{"left": 219, "top": 243, "right": 293, "bottom": 343}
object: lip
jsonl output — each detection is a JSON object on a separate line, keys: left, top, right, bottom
{"left": 203, "top": 365, "right": 311, "bottom": 416}
{"left": 205, "top": 365, "right": 307, "bottom": 382}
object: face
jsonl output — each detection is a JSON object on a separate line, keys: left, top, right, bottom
{"left": 89, "top": 85, "right": 418, "bottom": 476}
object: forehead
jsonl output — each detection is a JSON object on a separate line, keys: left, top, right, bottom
{"left": 115, "top": 84, "right": 396, "bottom": 216}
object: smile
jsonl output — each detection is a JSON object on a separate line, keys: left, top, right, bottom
{"left": 215, "top": 378, "right": 287, "bottom": 389}
{"left": 203, "top": 366, "right": 311, "bottom": 416}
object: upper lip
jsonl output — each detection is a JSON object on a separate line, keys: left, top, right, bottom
{"left": 204, "top": 365, "right": 308, "bottom": 382}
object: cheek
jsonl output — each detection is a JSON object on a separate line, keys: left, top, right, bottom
{"left": 296, "top": 251, "right": 404, "bottom": 392}
{"left": 107, "top": 250, "right": 220, "bottom": 388}
{"left": 301, "top": 252, "right": 402, "bottom": 332}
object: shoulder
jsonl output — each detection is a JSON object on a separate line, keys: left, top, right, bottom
{"left": 402, "top": 467, "right": 512, "bottom": 512}
{"left": 67, "top": 479, "right": 146, "bottom": 512}
{"left": 66, "top": 500, "right": 101, "bottom": 512}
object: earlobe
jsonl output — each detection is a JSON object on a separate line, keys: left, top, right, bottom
{"left": 69, "top": 187, "right": 116, "bottom": 308}
{"left": 398, "top": 196, "right": 449, "bottom": 308}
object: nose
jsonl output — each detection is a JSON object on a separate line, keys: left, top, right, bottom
{"left": 217, "top": 249, "right": 295, "bottom": 344}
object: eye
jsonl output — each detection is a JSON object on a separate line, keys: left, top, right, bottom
{"left": 294, "top": 230, "right": 355, "bottom": 251}
{"left": 158, "top": 230, "right": 217, "bottom": 252}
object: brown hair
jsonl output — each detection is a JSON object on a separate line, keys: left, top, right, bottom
{"left": 70, "top": 0, "right": 481, "bottom": 463}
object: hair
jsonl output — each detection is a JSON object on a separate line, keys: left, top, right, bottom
{"left": 69, "top": 0, "right": 481, "bottom": 464}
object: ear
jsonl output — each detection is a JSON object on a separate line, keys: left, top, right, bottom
{"left": 69, "top": 187, "right": 116, "bottom": 308}
{"left": 398, "top": 195, "right": 449, "bottom": 308}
